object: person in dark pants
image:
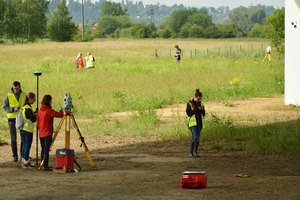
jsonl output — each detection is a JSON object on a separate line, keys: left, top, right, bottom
{"left": 186, "top": 89, "right": 205, "bottom": 158}
{"left": 20, "top": 92, "right": 37, "bottom": 168}
{"left": 2, "top": 81, "right": 26, "bottom": 162}
{"left": 37, "top": 95, "right": 63, "bottom": 171}
{"left": 173, "top": 45, "right": 181, "bottom": 64}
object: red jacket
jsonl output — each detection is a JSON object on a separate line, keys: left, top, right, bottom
{"left": 37, "top": 104, "right": 63, "bottom": 138}
{"left": 77, "top": 57, "right": 84, "bottom": 69}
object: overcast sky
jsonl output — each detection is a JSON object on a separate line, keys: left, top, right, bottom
{"left": 111, "top": 0, "right": 285, "bottom": 9}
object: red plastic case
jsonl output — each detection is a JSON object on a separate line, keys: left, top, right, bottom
{"left": 55, "top": 149, "right": 75, "bottom": 170}
{"left": 180, "top": 171, "right": 207, "bottom": 189}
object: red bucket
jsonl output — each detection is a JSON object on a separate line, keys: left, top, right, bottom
{"left": 180, "top": 171, "right": 207, "bottom": 189}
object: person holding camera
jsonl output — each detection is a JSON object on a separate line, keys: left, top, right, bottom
{"left": 37, "top": 95, "right": 63, "bottom": 171}
{"left": 2, "top": 81, "right": 26, "bottom": 162}
{"left": 173, "top": 45, "right": 181, "bottom": 64}
{"left": 186, "top": 89, "right": 205, "bottom": 158}
{"left": 21, "top": 92, "right": 37, "bottom": 168}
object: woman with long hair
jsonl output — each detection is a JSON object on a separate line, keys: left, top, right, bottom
{"left": 37, "top": 95, "right": 63, "bottom": 171}
{"left": 20, "top": 92, "right": 36, "bottom": 168}
{"left": 186, "top": 89, "right": 205, "bottom": 158}
{"left": 76, "top": 52, "right": 84, "bottom": 69}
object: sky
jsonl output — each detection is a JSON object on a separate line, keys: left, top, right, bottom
{"left": 111, "top": 0, "right": 285, "bottom": 9}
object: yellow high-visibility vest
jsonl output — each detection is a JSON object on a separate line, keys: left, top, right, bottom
{"left": 7, "top": 92, "right": 26, "bottom": 119}
{"left": 187, "top": 100, "right": 204, "bottom": 128}
{"left": 22, "top": 104, "right": 34, "bottom": 133}
{"left": 86, "top": 55, "right": 95, "bottom": 68}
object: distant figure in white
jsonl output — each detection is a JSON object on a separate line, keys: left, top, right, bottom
{"left": 262, "top": 45, "right": 272, "bottom": 62}
{"left": 266, "top": 45, "right": 271, "bottom": 54}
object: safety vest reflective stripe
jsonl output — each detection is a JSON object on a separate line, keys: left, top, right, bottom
{"left": 22, "top": 105, "right": 34, "bottom": 133}
{"left": 23, "top": 126, "right": 34, "bottom": 129}
{"left": 7, "top": 92, "right": 26, "bottom": 119}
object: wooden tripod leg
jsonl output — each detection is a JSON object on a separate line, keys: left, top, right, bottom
{"left": 39, "top": 116, "right": 65, "bottom": 169}
{"left": 71, "top": 114, "right": 96, "bottom": 169}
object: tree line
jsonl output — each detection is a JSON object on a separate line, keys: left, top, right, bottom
{"left": 0, "top": 0, "right": 284, "bottom": 50}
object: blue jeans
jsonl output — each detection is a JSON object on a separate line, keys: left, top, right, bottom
{"left": 190, "top": 126, "right": 202, "bottom": 144}
{"left": 20, "top": 130, "right": 33, "bottom": 161}
{"left": 40, "top": 135, "right": 52, "bottom": 157}
{"left": 189, "top": 126, "right": 202, "bottom": 154}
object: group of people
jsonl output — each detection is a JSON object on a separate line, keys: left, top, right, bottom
{"left": 3, "top": 81, "right": 63, "bottom": 170}
{"left": 76, "top": 52, "right": 95, "bottom": 69}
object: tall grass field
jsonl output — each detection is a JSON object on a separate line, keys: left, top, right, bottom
{"left": 0, "top": 38, "right": 298, "bottom": 155}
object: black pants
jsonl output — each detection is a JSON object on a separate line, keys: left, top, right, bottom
{"left": 8, "top": 120, "right": 23, "bottom": 157}
{"left": 40, "top": 135, "right": 52, "bottom": 157}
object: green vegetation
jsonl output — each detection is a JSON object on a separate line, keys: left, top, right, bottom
{"left": 47, "top": 0, "right": 77, "bottom": 42}
{"left": 0, "top": 38, "right": 297, "bottom": 155}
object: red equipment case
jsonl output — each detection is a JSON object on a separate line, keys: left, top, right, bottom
{"left": 55, "top": 149, "right": 75, "bottom": 170}
{"left": 180, "top": 171, "right": 207, "bottom": 189}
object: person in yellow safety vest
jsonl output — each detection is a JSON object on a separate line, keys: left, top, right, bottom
{"left": 85, "top": 52, "right": 95, "bottom": 69}
{"left": 186, "top": 89, "right": 205, "bottom": 158}
{"left": 20, "top": 92, "right": 37, "bottom": 168}
{"left": 2, "top": 81, "right": 26, "bottom": 162}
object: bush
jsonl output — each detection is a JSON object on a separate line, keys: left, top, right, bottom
{"left": 248, "top": 23, "right": 266, "bottom": 38}
{"left": 189, "top": 25, "right": 204, "bottom": 38}
{"left": 203, "top": 25, "right": 220, "bottom": 38}
{"left": 216, "top": 23, "right": 244, "bottom": 38}
{"left": 179, "top": 22, "right": 192, "bottom": 38}
{"left": 96, "top": 16, "right": 122, "bottom": 37}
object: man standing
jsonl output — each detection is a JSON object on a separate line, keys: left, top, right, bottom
{"left": 3, "top": 81, "right": 26, "bottom": 162}
{"left": 173, "top": 45, "right": 181, "bottom": 64}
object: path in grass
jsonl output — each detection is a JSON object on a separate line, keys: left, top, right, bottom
{"left": 106, "top": 95, "right": 300, "bottom": 125}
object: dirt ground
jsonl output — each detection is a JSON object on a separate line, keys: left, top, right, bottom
{"left": 0, "top": 96, "right": 300, "bottom": 200}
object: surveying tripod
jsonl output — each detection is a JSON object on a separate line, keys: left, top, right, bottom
{"left": 39, "top": 111, "right": 96, "bottom": 170}
{"left": 262, "top": 52, "right": 272, "bottom": 62}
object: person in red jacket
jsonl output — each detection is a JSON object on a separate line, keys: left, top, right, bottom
{"left": 76, "top": 53, "right": 84, "bottom": 69}
{"left": 37, "top": 95, "right": 63, "bottom": 171}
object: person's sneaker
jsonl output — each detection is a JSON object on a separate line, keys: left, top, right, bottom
{"left": 194, "top": 153, "right": 200, "bottom": 157}
{"left": 13, "top": 156, "right": 18, "bottom": 162}
{"left": 189, "top": 153, "right": 194, "bottom": 158}
{"left": 23, "top": 162, "right": 35, "bottom": 169}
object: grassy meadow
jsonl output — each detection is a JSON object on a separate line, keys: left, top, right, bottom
{"left": 1, "top": 38, "right": 299, "bottom": 155}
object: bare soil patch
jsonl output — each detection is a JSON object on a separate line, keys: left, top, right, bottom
{"left": 0, "top": 96, "right": 299, "bottom": 200}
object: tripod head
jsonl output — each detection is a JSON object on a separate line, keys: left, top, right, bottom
{"left": 62, "top": 93, "right": 74, "bottom": 112}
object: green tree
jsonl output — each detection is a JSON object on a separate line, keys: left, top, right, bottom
{"left": 131, "top": 22, "right": 148, "bottom": 38}
{"left": 0, "top": 0, "right": 5, "bottom": 37}
{"left": 168, "top": 9, "right": 192, "bottom": 37}
{"left": 47, "top": 0, "right": 76, "bottom": 42}
{"left": 216, "top": 23, "right": 243, "bottom": 38}
{"left": 96, "top": 16, "right": 122, "bottom": 37}
{"left": 203, "top": 25, "right": 220, "bottom": 38}
{"left": 20, "top": 0, "right": 48, "bottom": 42}
{"left": 189, "top": 25, "right": 204, "bottom": 38}
{"left": 178, "top": 22, "right": 192, "bottom": 38}
{"left": 248, "top": 23, "right": 266, "bottom": 38}
{"left": 2, "top": 0, "right": 23, "bottom": 43}
{"left": 101, "top": 1, "right": 127, "bottom": 17}
{"left": 146, "top": 22, "right": 157, "bottom": 38}
{"left": 187, "top": 10, "right": 213, "bottom": 29}
{"left": 266, "top": 8, "right": 284, "bottom": 52}
{"left": 228, "top": 7, "right": 266, "bottom": 32}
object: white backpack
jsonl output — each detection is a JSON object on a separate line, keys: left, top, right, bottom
{"left": 15, "top": 110, "right": 24, "bottom": 130}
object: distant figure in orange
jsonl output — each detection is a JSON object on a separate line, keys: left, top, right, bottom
{"left": 76, "top": 53, "right": 84, "bottom": 69}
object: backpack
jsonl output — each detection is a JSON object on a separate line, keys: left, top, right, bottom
{"left": 15, "top": 110, "right": 24, "bottom": 130}
{"left": 75, "top": 60, "right": 79, "bottom": 68}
